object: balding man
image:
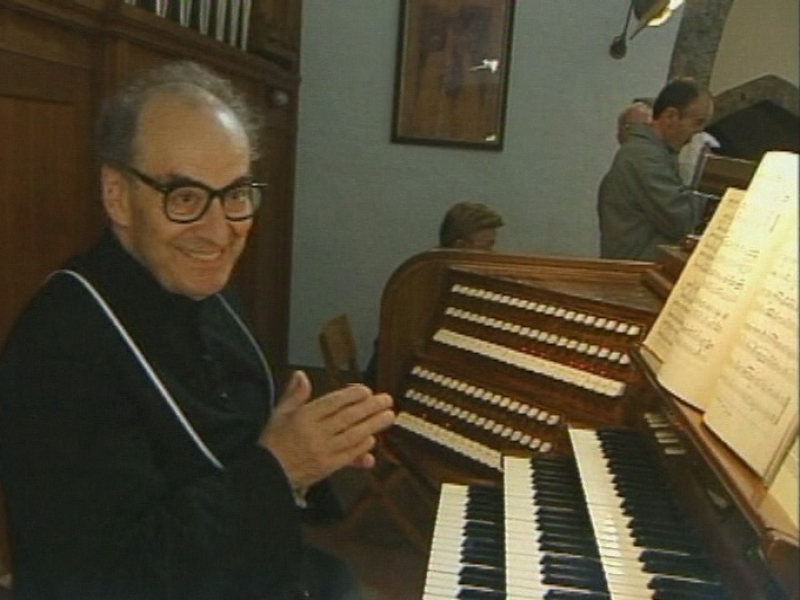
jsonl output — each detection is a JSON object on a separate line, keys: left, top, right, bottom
{"left": 0, "top": 61, "right": 391, "bottom": 600}
{"left": 616, "top": 100, "right": 653, "bottom": 145}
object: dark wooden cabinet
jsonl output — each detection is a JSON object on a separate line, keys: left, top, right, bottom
{"left": 0, "top": 0, "right": 301, "bottom": 372}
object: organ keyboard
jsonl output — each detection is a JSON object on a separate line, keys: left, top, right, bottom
{"left": 388, "top": 267, "right": 656, "bottom": 482}
{"left": 426, "top": 429, "right": 743, "bottom": 599}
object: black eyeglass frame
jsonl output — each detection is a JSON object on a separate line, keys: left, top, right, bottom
{"left": 124, "top": 166, "right": 267, "bottom": 224}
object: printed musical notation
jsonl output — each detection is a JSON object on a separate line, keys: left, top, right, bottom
{"left": 643, "top": 188, "right": 745, "bottom": 369}
{"left": 642, "top": 151, "right": 798, "bottom": 480}
{"left": 644, "top": 152, "right": 798, "bottom": 410}
{"left": 703, "top": 226, "right": 798, "bottom": 477}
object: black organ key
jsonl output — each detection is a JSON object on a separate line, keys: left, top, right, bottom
{"left": 544, "top": 592, "right": 611, "bottom": 600}
{"left": 425, "top": 430, "right": 734, "bottom": 600}
{"left": 504, "top": 456, "right": 612, "bottom": 599}
{"left": 570, "top": 428, "right": 729, "bottom": 600}
{"left": 649, "top": 574, "right": 730, "bottom": 599}
{"left": 639, "top": 550, "right": 719, "bottom": 582}
{"left": 457, "top": 588, "right": 506, "bottom": 600}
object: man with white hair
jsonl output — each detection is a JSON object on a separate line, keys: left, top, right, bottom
{"left": 616, "top": 100, "right": 653, "bottom": 145}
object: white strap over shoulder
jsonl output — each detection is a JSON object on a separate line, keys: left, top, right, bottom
{"left": 216, "top": 294, "right": 275, "bottom": 407}
{"left": 55, "top": 269, "right": 224, "bottom": 470}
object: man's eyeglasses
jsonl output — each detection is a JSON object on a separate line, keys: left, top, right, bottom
{"left": 125, "top": 166, "right": 266, "bottom": 224}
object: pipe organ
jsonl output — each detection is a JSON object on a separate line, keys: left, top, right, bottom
{"left": 375, "top": 248, "right": 798, "bottom": 600}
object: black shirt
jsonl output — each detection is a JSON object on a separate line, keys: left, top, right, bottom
{"left": 0, "top": 232, "right": 303, "bottom": 599}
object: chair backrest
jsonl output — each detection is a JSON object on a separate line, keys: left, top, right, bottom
{"left": 318, "top": 314, "right": 363, "bottom": 390}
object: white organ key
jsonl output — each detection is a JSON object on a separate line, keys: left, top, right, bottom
{"left": 424, "top": 483, "right": 507, "bottom": 599}
{"left": 569, "top": 428, "right": 656, "bottom": 598}
{"left": 432, "top": 329, "right": 625, "bottom": 397}
{"left": 423, "top": 484, "right": 472, "bottom": 599}
{"left": 394, "top": 412, "right": 502, "bottom": 470}
{"left": 503, "top": 456, "right": 543, "bottom": 599}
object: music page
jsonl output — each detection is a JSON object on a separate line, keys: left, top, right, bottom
{"left": 640, "top": 187, "right": 745, "bottom": 382}
{"left": 701, "top": 219, "right": 798, "bottom": 478}
{"left": 646, "top": 152, "right": 798, "bottom": 410}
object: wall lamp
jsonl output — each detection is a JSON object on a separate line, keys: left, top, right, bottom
{"left": 610, "top": 0, "right": 685, "bottom": 59}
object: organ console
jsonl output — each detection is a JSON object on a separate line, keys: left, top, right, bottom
{"left": 374, "top": 248, "right": 798, "bottom": 599}
{"left": 377, "top": 249, "right": 662, "bottom": 488}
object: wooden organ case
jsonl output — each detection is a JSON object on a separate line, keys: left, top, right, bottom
{"left": 375, "top": 249, "right": 799, "bottom": 600}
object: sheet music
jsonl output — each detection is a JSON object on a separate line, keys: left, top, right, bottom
{"left": 642, "top": 187, "right": 746, "bottom": 372}
{"left": 646, "top": 152, "right": 798, "bottom": 410}
{"left": 702, "top": 222, "right": 798, "bottom": 477}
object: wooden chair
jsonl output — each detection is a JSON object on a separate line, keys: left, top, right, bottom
{"left": 318, "top": 314, "right": 363, "bottom": 389}
{"left": 0, "top": 487, "right": 12, "bottom": 594}
{"left": 318, "top": 314, "right": 431, "bottom": 553}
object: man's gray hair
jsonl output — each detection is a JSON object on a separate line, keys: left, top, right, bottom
{"left": 96, "top": 61, "right": 263, "bottom": 167}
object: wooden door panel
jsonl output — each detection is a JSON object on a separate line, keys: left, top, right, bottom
{"left": 0, "top": 53, "right": 101, "bottom": 346}
{"left": 235, "top": 106, "right": 296, "bottom": 370}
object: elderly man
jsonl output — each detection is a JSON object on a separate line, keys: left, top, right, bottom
{"left": 616, "top": 100, "right": 653, "bottom": 145}
{"left": 597, "top": 78, "right": 713, "bottom": 260}
{"left": 0, "top": 62, "right": 394, "bottom": 600}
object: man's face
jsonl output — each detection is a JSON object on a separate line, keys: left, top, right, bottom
{"left": 103, "top": 93, "right": 253, "bottom": 299}
{"left": 462, "top": 228, "right": 498, "bottom": 251}
{"left": 664, "top": 95, "right": 713, "bottom": 152}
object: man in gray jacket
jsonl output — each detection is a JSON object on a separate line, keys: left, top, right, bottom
{"left": 597, "top": 78, "right": 713, "bottom": 261}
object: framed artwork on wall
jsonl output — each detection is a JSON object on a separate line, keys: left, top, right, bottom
{"left": 391, "top": 0, "right": 515, "bottom": 150}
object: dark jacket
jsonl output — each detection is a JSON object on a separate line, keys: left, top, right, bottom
{"left": 0, "top": 232, "right": 304, "bottom": 599}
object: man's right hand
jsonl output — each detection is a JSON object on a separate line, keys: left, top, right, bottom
{"left": 259, "top": 371, "right": 395, "bottom": 490}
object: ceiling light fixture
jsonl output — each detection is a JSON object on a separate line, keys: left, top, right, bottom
{"left": 631, "top": 0, "right": 685, "bottom": 37}
{"left": 610, "top": 0, "right": 685, "bottom": 59}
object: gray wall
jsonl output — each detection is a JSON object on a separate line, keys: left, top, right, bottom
{"left": 711, "top": 0, "right": 798, "bottom": 92}
{"left": 289, "top": 0, "right": 680, "bottom": 369}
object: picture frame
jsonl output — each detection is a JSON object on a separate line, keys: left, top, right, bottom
{"left": 391, "top": 0, "right": 515, "bottom": 150}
